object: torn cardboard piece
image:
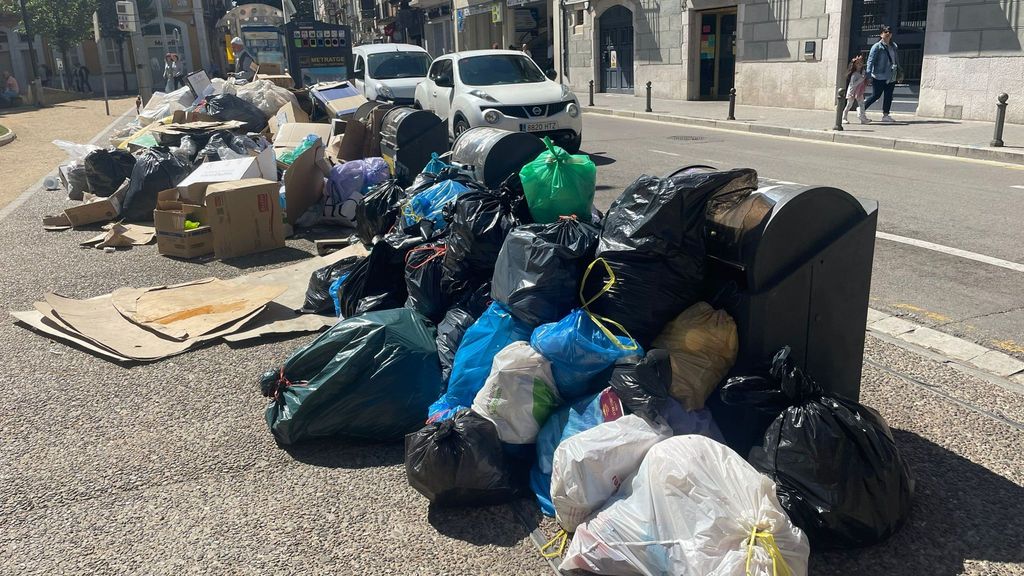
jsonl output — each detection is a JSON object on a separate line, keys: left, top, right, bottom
{"left": 268, "top": 101, "right": 311, "bottom": 137}
{"left": 282, "top": 141, "right": 327, "bottom": 226}
{"left": 11, "top": 310, "right": 133, "bottom": 363}
{"left": 81, "top": 224, "right": 156, "bottom": 248}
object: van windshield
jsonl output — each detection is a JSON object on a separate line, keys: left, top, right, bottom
{"left": 367, "top": 52, "right": 432, "bottom": 80}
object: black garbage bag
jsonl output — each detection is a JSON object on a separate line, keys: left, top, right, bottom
{"left": 491, "top": 218, "right": 600, "bottom": 326}
{"left": 435, "top": 283, "right": 492, "bottom": 385}
{"left": 66, "top": 164, "right": 90, "bottom": 201}
{"left": 720, "top": 347, "right": 915, "bottom": 550}
{"left": 405, "top": 409, "right": 522, "bottom": 506}
{"left": 121, "top": 148, "right": 191, "bottom": 222}
{"left": 340, "top": 232, "right": 427, "bottom": 318}
{"left": 196, "top": 130, "right": 261, "bottom": 163}
{"left": 199, "top": 93, "right": 268, "bottom": 133}
{"left": 355, "top": 179, "right": 406, "bottom": 246}
{"left": 586, "top": 168, "right": 758, "bottom": 346}
{"left": 442, "top": 190, "right": 520, "bottom": 284}
{"left": 262, "top": 308, "right": 443, "bottom": 445}
{"left": 404, "top": 242, "right": 451, "bottom": 323}
{"left": 300, "top": 255, "right": 365, "bottom": 315}
{"left": 84, "top": 149, "right": 136, "bottom": 197}
{"left": 608, "top": 349, "right": 672, "bottom": 421}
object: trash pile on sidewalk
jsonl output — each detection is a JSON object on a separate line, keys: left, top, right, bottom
{"left": 17, "top": 78, "right": 915, "bottom": 575}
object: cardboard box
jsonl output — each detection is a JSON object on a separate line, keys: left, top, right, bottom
{"left": 260, "top": 73, "right": 294, "bottom": 89}
{"left": 273, "top": 122, "right": 332, "bottom": 154}
{"left": 282, "top": 141, "right": 327, "bottom": 226}
{"left": 268, "top": 101, "right": 310, "bottom": 137}
{"left": 64, "top": 183, "right": 128, "bottom": 227}
{"left": 153, "top": 194, "right": 213, "bottom": 259}
{"left": 178, "top": 146, "right": 277, "bottom": 189}
{"left": 205, "top": 178, "right": 286, "bottom": 259}
{"left": 257, "top": 63, "right": 284, "bottom": 75}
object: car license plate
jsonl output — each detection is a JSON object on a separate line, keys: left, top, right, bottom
{"left": 521, "top": 121, "right": 557, "bottom": 132}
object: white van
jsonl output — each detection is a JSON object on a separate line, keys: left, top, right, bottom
{"left": 352, "top": 44, "right": 432, "bottom": 104}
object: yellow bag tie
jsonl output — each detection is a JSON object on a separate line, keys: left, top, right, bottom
{"left": 744, "top": 526, "right": 793, "bottom": 576}
{"left": 578, "top": 258, "right": 639, "bottom": 352}
{"left": 540, "top": 529, "right": 568, "bottom": 559}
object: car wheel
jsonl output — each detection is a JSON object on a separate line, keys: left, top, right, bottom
{"left": 564, "top": 131, "right": 583, "bottom": 154}
{"left": 413, "top": 100, "right": 423, "bottom": 110}
{"left": 453, "top": 116, "right": 471, "bottom": 138}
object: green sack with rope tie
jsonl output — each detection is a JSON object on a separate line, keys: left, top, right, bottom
{"left": 519, "top": 137, "right": 596, "bottom": 224}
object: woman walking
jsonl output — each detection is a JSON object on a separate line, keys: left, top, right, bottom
{"left": 863, "top": 25, "right": 899, "bottom": 123}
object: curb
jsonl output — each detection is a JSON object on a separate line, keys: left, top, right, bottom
{"left": 0, "top": 129, "right": 16, "bottom": 147}
{"left": 583, "top": 107, "right": 1024, "bottom": 165}
{"left": 866, "top": 307, "right": 1024, "bottom": 391}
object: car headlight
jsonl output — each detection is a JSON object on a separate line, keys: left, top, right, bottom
{"left": 468, "top": 89, "right": 498, "bottom": 103}
{"left": 560, "top": 85, "right": 574, "bottom": 101}
{"left": 567, "top": 102, "right": 579, "bottom": 118}
{"left": 376, "top": 83, "right": 394, "bottom": 99}
{"left": 484, "top": 109, "right": 500, "bottom": 124}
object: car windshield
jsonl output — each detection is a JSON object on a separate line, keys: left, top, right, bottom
{"left": 367, "top": 51, "right": 431, "bottom": 80}
{"left": 458, "top": 54, "right": 546, "bottom": 86}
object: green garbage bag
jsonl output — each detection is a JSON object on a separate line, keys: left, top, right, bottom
{"left": 261, "top": 308, "right": 443, "bottom": 445}
{"left": 519, "top": 137, "right": 596, "bottom": 224}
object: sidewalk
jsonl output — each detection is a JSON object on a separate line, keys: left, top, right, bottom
{"left": 586, "top": 93, "right": 1024, "bottom": 164}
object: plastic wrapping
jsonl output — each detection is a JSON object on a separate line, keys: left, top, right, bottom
{"left": 607, "top": 349, "right": 672, "bottom": 422}
{"left": 53, "top": 140, "right": 101, "bottom": 162}
{"left": 233, "top": 79, "right": 300, "bottom": 117}
{"left": 722, "top": 347, "right": 915, "bottom": 549}
{"left": 198, "top": 93, "right": 268, "bottom": 132}
{"left": 83, "top": 149, "right": 136, "bottom": 197}
{"left": 405, "top": 409, "right": 522, "bottom": 506}
{"left": 355, "top": 180, "right": 406, "bottom": 246}
{"left": 491, "top": 218, "right": 600, "bottom": 326}
{"left": 402, "top": 179, "right": 471, "bottom": 232}
{"left": 428, "top": 301, "right": 534, "bottom": 422}
{"left": 442, "top": 190, "right": 519, "bottom": 284}
{"left": 435, "top": 283, "right": 492, "bottom": 385}
{"left": 652, "top": 302, "right": 738, "bottom": 411}
{"left": 197, "top": 130, "right": 261, "bottom": 163}
{"left": 530, "top": 308, "right": 641, "bottom": 401}
{"left": 586, "top": 168, "right": 758, "bottom": 346}
{"left": 519, "top": 137, "right": 596, "bottom": 223}
{"left": 339, "top": 233, "right": 426, "bottom": 318}
{"left": 301, "top": 256, "right": 364, "bottom": 315}
{"left": 471, "top": 342, "right": 562, "bottom": 445}
{"left": 263, "top": 308, "right": 443, "bottom": 445}
{"left": 550, "top": 415, "right": 670, "bottom": 533}
{"left": 561, "top": 435, "right": 810, "bottom": 576}
{"left": 121, "top": 149, "right": 191, "bottom": 222}
{"left": 404, "top": 243, "right": 450, "bottom": 323}
{"left": 321, "top": 158, "right": 391, "bottom": 227}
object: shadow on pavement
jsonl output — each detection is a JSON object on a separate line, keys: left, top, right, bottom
{"left": 586, "top": 152, "right": 616, "bottom": 167}
{"left": 428, "top": 499, "right": 538, "bottom": 547}
{"left": 221, "top": 246, "right": 313, "bottom": 270}
{"left": 811, "top": 429, "right": 1024, "bottom": 575}
{"left": 283, "top": 439, "right": 405, "bottom": 469}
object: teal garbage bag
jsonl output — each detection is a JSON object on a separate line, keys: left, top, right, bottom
{"left": 519, "top": 137, "right": 596, "bottom": 224}
{"left": 262, "top": 308, "right": 443, "bottom": 445}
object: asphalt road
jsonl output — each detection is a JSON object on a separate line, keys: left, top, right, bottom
{"left": 0, "top": 113, "right": 1021, "bottom": 575}
{"left": 580, "top": 113, "right": 1024, "bottom": 359}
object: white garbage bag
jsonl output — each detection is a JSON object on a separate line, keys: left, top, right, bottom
{"left": 551, "top": 414, "right": 670, "bottom": 533}
{"left": 234, "top": 79, "right": 300, "bottom": 118}
{"left": 53, "top": 140, "right": 100, "bottom": 162}
{"left": 561, "top": 435, "right": 809, "bottom": 576}
{"left": 137, "top": 87, "right": 193, "bottom": 125}
{"left": 471, "top": 341, "right": 562, "bottom": 444}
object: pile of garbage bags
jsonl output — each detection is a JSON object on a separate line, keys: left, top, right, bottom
{"left": 258, "top": 143, "right": 914, "bottom": 575}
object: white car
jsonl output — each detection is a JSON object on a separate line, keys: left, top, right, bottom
{"left": 352, "top": 43, "right": 432, "bottom": 104}
{"left": 414, "top": 50, "right": 583, "bottom": 152}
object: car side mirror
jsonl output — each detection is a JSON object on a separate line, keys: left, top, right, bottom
{"left": 546, "top": 69, "right": 557, "bottom": 81}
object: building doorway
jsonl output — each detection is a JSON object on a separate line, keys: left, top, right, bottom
{"left": 697, "top": 8, "right": 736, "bottom": 100}
{"left": 849, "top": 0, "right": 926, "bottom": 113}
{"left": 143, "top": 21, "right": 190, "bottom": 91}
{"left": 599, "top": 6, "right": 633, "bottom": 93}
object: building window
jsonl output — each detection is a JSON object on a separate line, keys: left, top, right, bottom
{"left": 574, "top": 9, "right": 585, "bottom": 32}
{"left": 103, "top": 38, "right": 122, "bottom": 67}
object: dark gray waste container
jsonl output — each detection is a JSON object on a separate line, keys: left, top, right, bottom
{"left": 450, "top": 127, "right": 545, "bottom": 189}
{"left": 379, "top": 107, "right": 450, "bottom": 187}
{"left": 701, "top": 178, "right": 878, "bottom": 453}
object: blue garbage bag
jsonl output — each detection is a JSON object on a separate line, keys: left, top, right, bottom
{"left": 531, "top": 388, "right": 625, "bottom": 516}
{"left": 427, "top": 301, "right": 534, "bottom": 421}
{"left": 531, "top": 308, "right": 641, "bottom": 400}
{"left": 403, "top": 179, "right": 471, "bottom": 232}
{"left": 422, "top": 152, "right": 448, "bottom": 175}
{"left": 329, "top": 272, "right": 351, "bottom": 318}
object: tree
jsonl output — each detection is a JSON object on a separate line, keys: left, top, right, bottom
{"left": 17, "top": 0, "right": 97, "bottom": 89}
{"left": 96, "top": 0, "right": 155, "bottom": 93}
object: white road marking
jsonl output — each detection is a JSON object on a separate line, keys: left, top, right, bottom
{"left": 877, "top": 232, "right": 1024, "bottom": 273}
{"left": 648, "top": 149, "right": 681, "bottom": 157}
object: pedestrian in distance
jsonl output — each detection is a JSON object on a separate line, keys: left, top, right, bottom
{"left": 76, "top": 64, "right": 92, "bottom": 94}
{"left": 163, "top": 53, "right": 179, "bottom": 93}
{"left": 230, "top": 37, "right": 258, "bottom": 83}
{"left": 863, "top": 25, "right": 899, "bottom": 124}
{"left": 491, "top": 42, "right": 500, "bottom": 49}
{"left": 172, "top": 54, "right": 186, "bottom": 89}
{"left": 843, "top": 55, "right": 870, "bottom": 124}
{"left": 0, "top": 70, "right": 19, "bottom": 106}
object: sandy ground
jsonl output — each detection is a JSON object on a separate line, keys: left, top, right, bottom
{"left": 0, "top": 97, "right": 135, "bottom": 209}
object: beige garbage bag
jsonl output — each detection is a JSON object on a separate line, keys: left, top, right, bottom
{"left": 652, "top": 301, "right": 738, "bottom": 410}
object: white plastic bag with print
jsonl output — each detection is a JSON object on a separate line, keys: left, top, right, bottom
{"left": 471, "top": 341, "right": 562, "bottom": 444}
{"left": 550, "top": 414, "right": 670, "bottom": 533}
{"left": 561, "top": 435, "right": 809, "bottom": 576}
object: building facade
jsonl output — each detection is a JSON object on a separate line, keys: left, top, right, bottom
{"left": 554, "top": 0, "right": 1024, "bottom": 123}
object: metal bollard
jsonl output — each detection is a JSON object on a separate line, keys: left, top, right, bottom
{"left": 645, "top": 81, "right": 652, "bottom": 112}
{"left": 727, "top": 87, "right": 736, "bottom": 120}
{"left": 588, "top": 79, "right": 594, "bottom": 107}
{"left": 991, "top": 93, "right": 1009, "bottom": 147}
{"left": 833, "top": 88, "right": 846, "bottom": 131}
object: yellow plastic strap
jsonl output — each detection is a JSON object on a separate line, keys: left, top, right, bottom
{"left": 579, "top": 257, "right": 616, "bottom": 309}
{"left": 540, "top": 529, "right": 568, "bottom": 559}
{"left": 587, "top": 311, "right": 640, "bottom": 352}
{"left": 578, "top": 258, "right": 639, "bottom": 352}
{"left": 744, "top": 526, "right": 793, "bottom": 576}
